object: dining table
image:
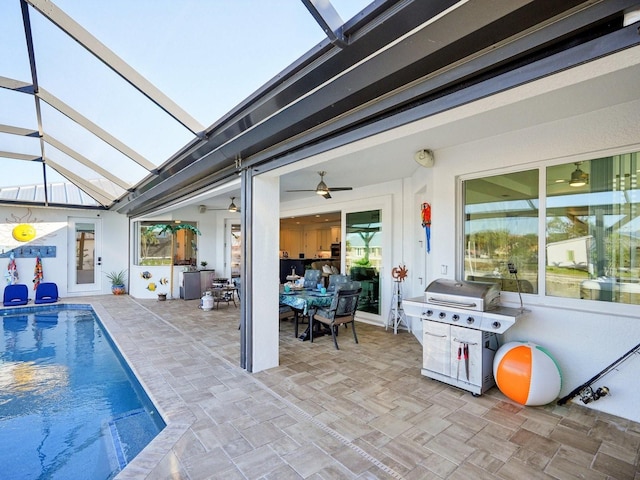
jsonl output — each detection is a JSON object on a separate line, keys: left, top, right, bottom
{"left": 279, "top": 287, "right": 334, "bottom": 340}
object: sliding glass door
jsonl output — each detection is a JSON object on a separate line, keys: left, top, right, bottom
{"left": 345, "top": 210, "right": 381, "bottom": 315}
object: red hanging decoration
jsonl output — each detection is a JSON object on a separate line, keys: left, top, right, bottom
{"left": 421, "top": 202, "right": 431, "bottom": 253}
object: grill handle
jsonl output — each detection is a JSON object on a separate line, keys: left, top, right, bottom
{"left": 453, "top": 338, "right": 478, "bottom": 345}
{"left": 425, "top": 332, "right": 447, "bottom": 338}
{"left": 427, "top": 297, "right": 477, "bottom": 309}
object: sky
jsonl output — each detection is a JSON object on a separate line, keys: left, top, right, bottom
{"left": 0, "top": 0, "right": 371, "bottom": 193}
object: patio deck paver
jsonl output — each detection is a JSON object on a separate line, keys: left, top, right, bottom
{"left": 8, "top": 295, "right": 638, "bottom": 479}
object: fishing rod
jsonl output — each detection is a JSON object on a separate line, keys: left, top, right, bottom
{"left": 557, "top": 341, "right": 640, "bottom": 406}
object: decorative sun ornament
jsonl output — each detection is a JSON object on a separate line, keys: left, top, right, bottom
{"left": 391, "top": 265, "right": 408, "bottom": 281}
{"left": 12, "top": 223, "right": 36, "bottom": 242}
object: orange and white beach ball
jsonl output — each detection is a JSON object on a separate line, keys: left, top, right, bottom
{"left": 493, "top": 341, "right": 562, "bottom": 406}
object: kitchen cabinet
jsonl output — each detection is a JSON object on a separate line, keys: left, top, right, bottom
{"left": 281, "top": 228, "right": 302, "bottom": 255}
{"left": 317, "top": 229, "right": 331, "bottom": 250}
{"left": 330, "top": 226, "right": 341, "bottom": 243}
{"left": 304, "top": 230, "right": 318, "bottom": 256}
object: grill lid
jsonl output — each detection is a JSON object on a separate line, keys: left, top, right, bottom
{"left": 424, "top": 278, "right": 500, "bottom": 311}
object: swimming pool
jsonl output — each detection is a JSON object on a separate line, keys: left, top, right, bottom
{"left": 0, "top": 304, "right": 165, "bottom": 480}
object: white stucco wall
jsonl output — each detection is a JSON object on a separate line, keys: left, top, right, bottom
{"left": 128, "top": 205, "right": 221, "bottom": 299}
{"left": 422, "top": 97, "right": 640, "bottom": 421}
{"left": 0, "top": 206, "right": 128, "bottom": 298}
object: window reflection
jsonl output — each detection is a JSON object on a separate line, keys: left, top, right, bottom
{"left": 547, "top": 153, "right": 640, "bottom": 304}
{"left": 135, "top": 221, "right": 198, "bottom": 266}
{"left": 463, "top": 170, "right": 539, "bottom": 294}
{"left": 346, "top": 210, "right": 381, "bottom": 315}
{"left": 462, "top": 151, "right": 640, "bottom": 305}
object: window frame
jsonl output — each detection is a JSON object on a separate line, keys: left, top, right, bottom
{"left": 134, "top": 220, "right": 199, "bottom": 267}
{"left": 458, "top": 150, "right": 640, "bottom": 315}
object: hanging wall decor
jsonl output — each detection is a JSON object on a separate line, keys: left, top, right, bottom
{"left": 0, "top": 246, "right": 56, "bottom": 258}
{"left": 421, "top": 202, "right": 431, "bottom": 253}
{"left": 12, "top": 223, "right": 36, "bottom": 242}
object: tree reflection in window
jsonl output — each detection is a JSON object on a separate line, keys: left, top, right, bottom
{"left": 463, "top": 151, "right": 640, "bottom": 305}
{"left": 464, "top": 170, "right": 539, "bottom": 294}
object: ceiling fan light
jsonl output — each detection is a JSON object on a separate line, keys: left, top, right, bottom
{"left": 569, "top": 163, "right": 589, "bottom": 187}
{"left": 316, "top": 180, "right": 329, "bottom": 195}
{"left": 228, "top": 197, "right": 238, "bottom": 212}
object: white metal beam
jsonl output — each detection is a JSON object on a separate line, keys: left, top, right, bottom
{"left": 0, "top": 151, "right": 41, "bottom": 161}
{"left": 43, "top": 134, "right": 133, "bottom": 190}
{"left": 0, "top": 124, "right": 39, "bottom": 137}
{"left": 38, "top": 87, "right": 157, "bottom": 171}
{"left": 43, "top": 157, "right": 116, "bottom": 206}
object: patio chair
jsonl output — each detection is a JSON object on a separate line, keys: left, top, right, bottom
{"left": 212, "top": 286, "right": 235, "bottom": 308}
{"left": 327, "top": 274, "right": 349, "bottom": 292}
{"left": 302, "top": 269, "right": 321, "bottom": 289}
{"left": 3, "top": 284, "right": 29, "bottom": 306}
{"left": 310, "top": 287, "right": 362, "bottom": 349}
{"left": 34, "top": 282, "right": 59, "bottom": 304}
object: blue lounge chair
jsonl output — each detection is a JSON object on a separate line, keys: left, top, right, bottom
{"left": 34, "top": 282, "right": 59, "bottom": 304}
{"left": 3, "top": 284, "right": 29, "bottom": 307}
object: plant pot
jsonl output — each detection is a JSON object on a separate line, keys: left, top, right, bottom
{"left": 157, "top": 293, "right": 167, "bottom": 301}
{"left": 111, "top": 284, "right": 126, "bottom": 295}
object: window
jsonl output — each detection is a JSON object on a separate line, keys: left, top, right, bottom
{"left": 547, "top": 153, "right": 640, "bottom": 304}
{"left": 463, "top": 151, "right": 640, "bottom": 305}
{"left": 135, "top": 221, "right": 198, "bottom": 266}
{"left": 463, "top": 170, "right": 539, "bottom": 294}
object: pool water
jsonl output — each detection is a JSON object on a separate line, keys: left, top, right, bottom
{"left": 0, "top": 305, "right": 165, "bottom": 479}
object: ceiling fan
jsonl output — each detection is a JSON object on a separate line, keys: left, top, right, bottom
{"left": 198, "top": 197, "right": 240, "bottom": 213}
{"left": 287, "top": 171, "right": 353, "bottom": 199}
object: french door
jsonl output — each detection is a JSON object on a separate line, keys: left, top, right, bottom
{"left": 68, "top": 217, "right": 102, "bottom": 293}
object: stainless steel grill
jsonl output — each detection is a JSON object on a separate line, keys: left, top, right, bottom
{"left": 424, "top": 278, "right": 500, "bottom": 312}
{"left": 404, "top": 278, "right": 526, "bottom": 396}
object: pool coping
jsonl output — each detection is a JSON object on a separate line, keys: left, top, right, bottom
{"left": 89, "top": 300, "right": 195, "bottom": 479}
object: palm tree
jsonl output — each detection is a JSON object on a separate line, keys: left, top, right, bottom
{"left": 149, "top": 223, "right": 202, "bottom": 298}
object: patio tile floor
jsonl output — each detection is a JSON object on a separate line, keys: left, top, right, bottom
{"left": 59, "top": 296, "right": 640, "bottom": 479}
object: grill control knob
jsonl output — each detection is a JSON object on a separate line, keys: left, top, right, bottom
{"left": 492, "top": 321, "right": 501, "bottom": 329}
{"left": 424, "top": 310, "right": 433, "bottom": 317}
{"left": 439, "top": 312, "right": 446, "bottom": 319}
{"left": 452, "top": 314, "right": 460, "bottom": 321}
{"left": 466, "top": 316, "right": 475, "bottom": 325}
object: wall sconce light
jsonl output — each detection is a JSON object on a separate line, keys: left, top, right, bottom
{"left": 569, "top": 162, "right": 589, "bottom": 187}
{"left": 414, "top": 149, "right": 435, "bottom": 168}
{"left": 228, "top": 197, "right": 239, "bottom": 212}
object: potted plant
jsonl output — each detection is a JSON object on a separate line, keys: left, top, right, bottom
{"left": 200, "top": 261, "right": 208, "bottom": 269}
{"left": 106, "top": 269, "right": 127, "bottom": 295}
